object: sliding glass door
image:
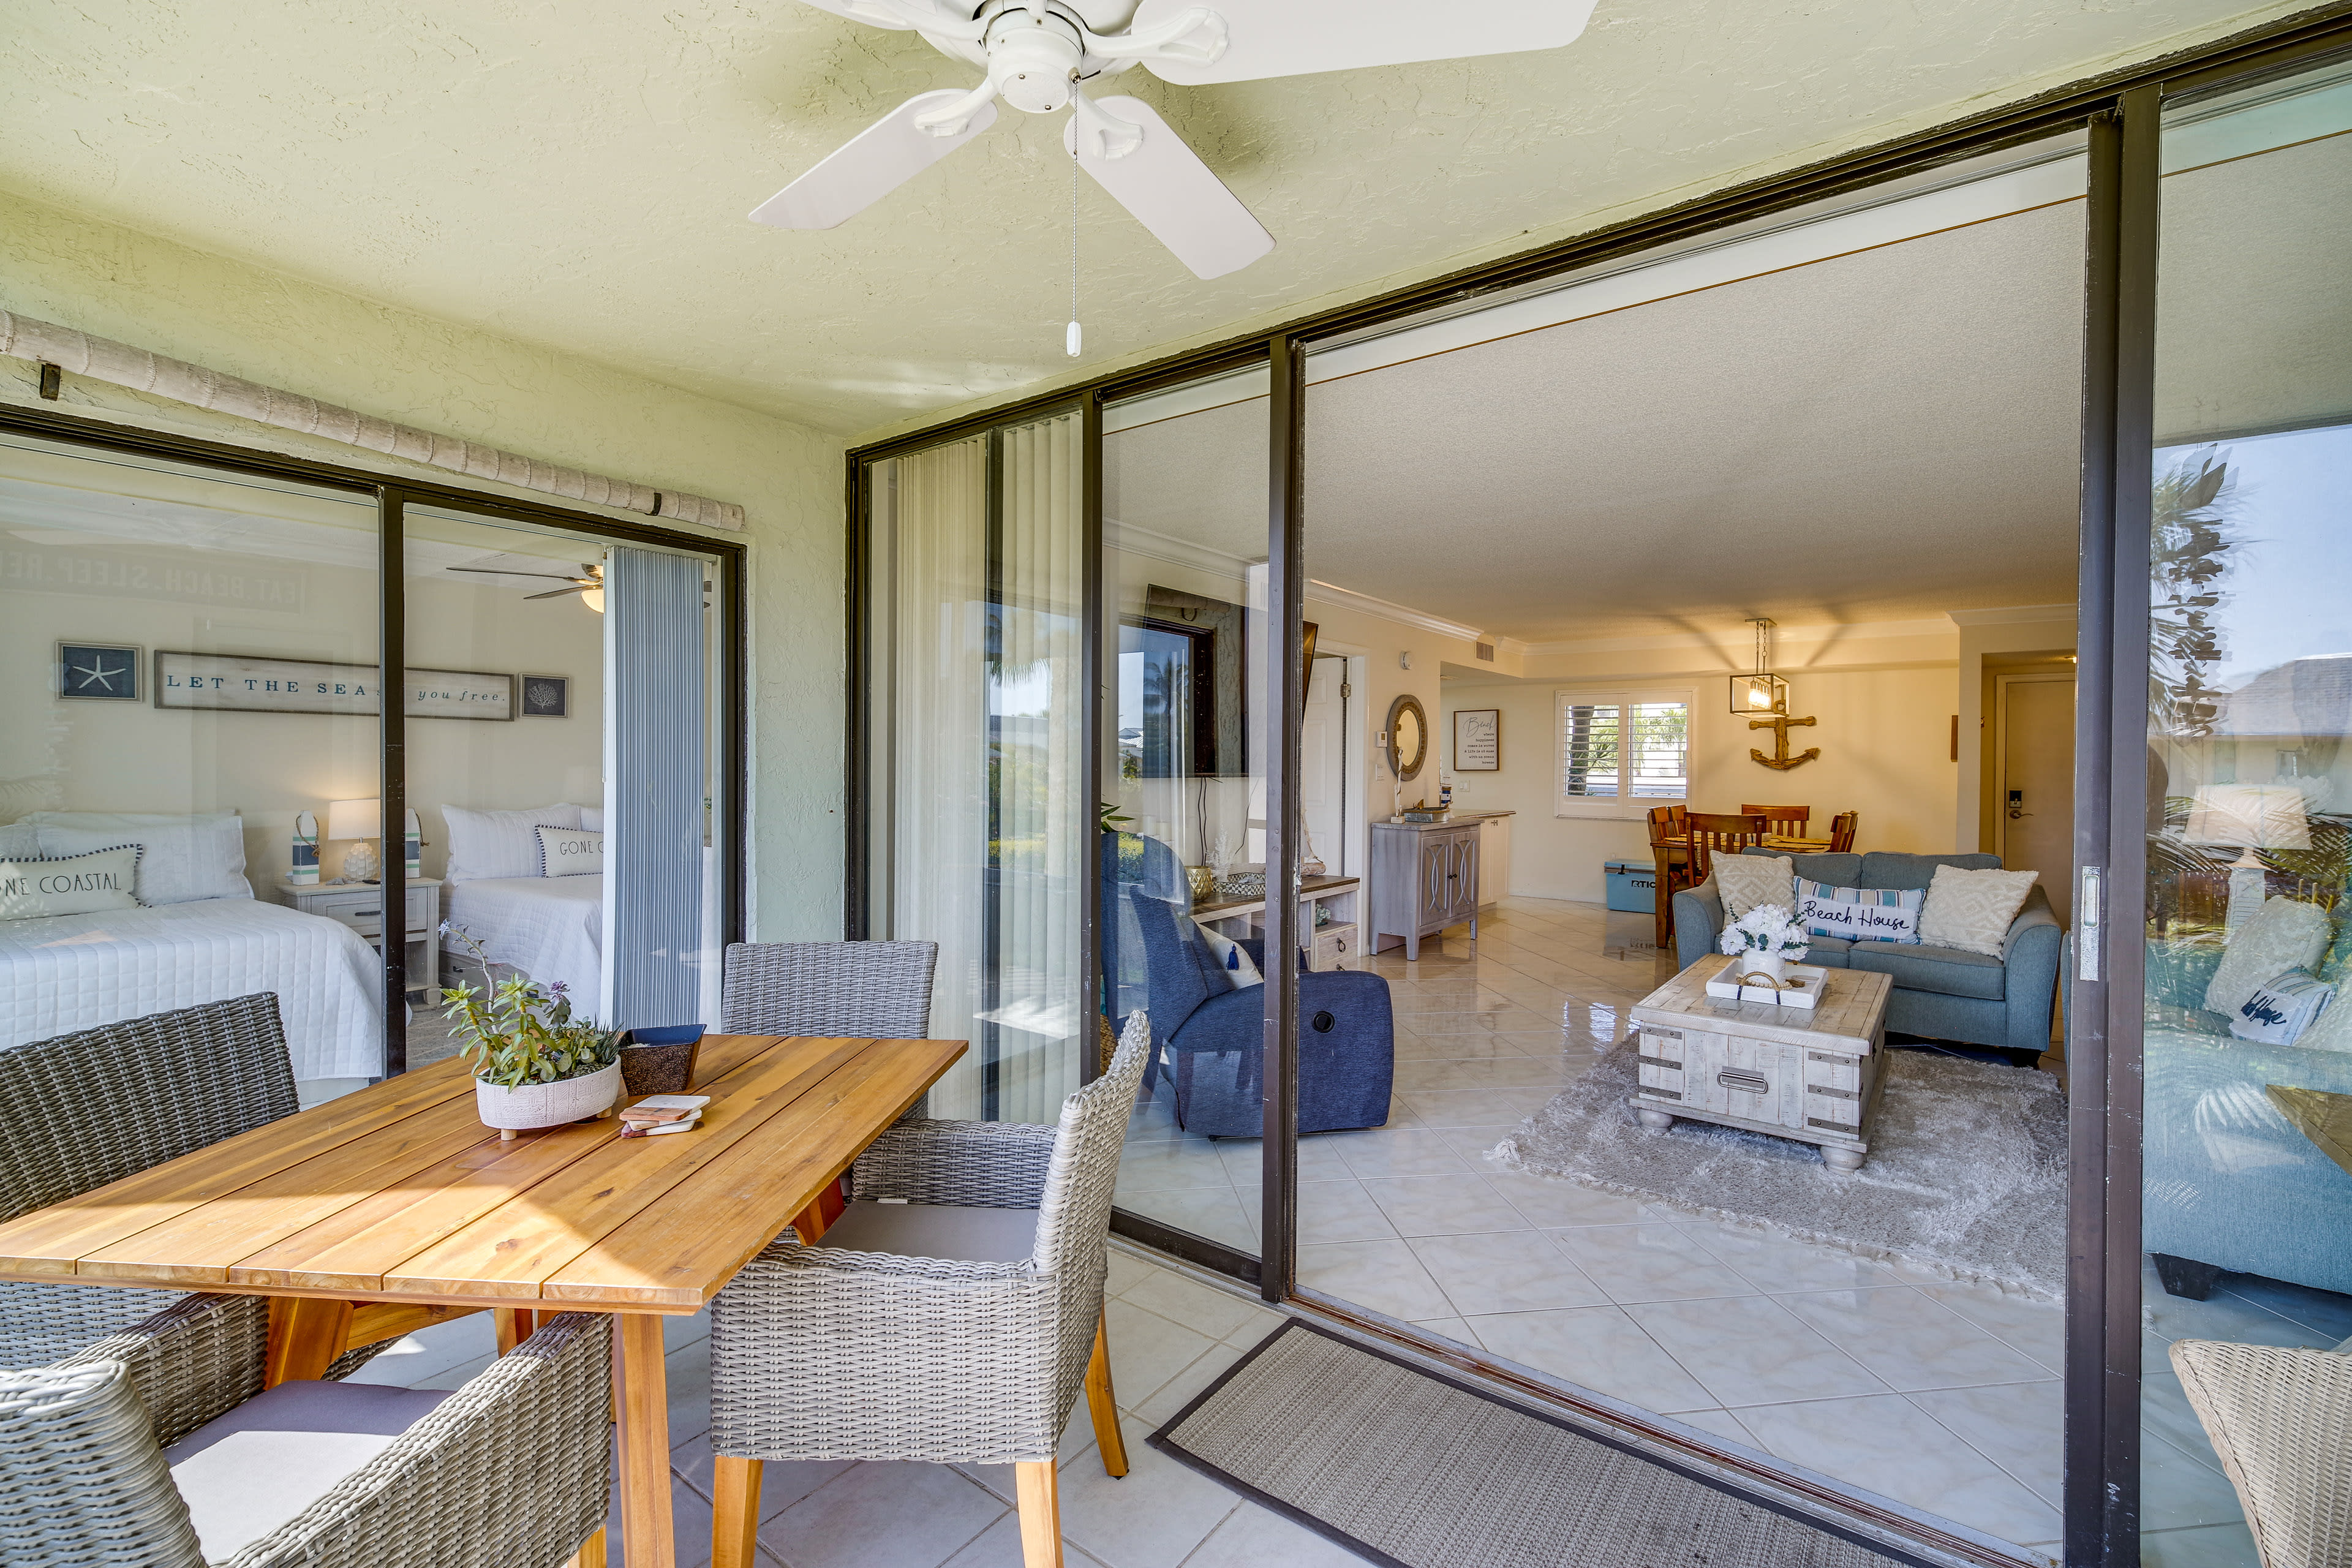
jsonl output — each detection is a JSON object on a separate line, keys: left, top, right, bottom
{"left": 861, "top": 406, "right": 1089, "bottom": 1122}
{"left": 2133, "top": 57, "right": 2352, "bottom": 1568}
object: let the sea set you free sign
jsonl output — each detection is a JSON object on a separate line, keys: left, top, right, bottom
{"left": 154, "top": 652, "right": 518, "bottom": 720}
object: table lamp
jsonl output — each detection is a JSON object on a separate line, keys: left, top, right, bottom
{"left": 326, "top": 797, "right": 383, "bottom": 884}
{"left": 2184, "top": 783, "right": 2310, "bottom": 933}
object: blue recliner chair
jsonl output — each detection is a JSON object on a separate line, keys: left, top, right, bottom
{"left": 1114, "top": 839, "right": 1394, "bottom": 1137}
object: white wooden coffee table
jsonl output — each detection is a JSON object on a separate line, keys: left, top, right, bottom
{"left": 1630, "top": 954, "right": 1894, "bottom": 1170}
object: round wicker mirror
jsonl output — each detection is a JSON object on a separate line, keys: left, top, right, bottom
{"left": 1387, "top": 693, "right": 1429, "bottom": 782}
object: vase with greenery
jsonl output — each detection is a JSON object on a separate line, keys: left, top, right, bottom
{"left": 441, "top": 927, "right": 624, "bottom": 1135}
{"left": 1718, "top": 903, "right": 1809, "bottom": 982}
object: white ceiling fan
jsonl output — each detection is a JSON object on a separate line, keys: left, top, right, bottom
{"left": 754, "top": 1, "right": 1601, "bottom": 281}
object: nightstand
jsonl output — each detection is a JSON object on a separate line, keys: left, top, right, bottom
{"left": 273, "top": 878, "right": 442, "bottom": 998}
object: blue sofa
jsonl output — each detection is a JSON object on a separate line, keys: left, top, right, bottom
{"left": 1672, "top": 850, "right": 2065, "bottom": 1058}
{"left": 1110, "top": 835, "right": 1394, "bottom": 1138}
{"left": 2141, "top": 938, "right": 2352, "bottom": 1300}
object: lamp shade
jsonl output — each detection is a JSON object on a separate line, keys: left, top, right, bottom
{"left": 326, "top": 797, "right": 383, "bottom": 841}
{"left": 2184, "top": 784, "right": 2310, "bottom": 851}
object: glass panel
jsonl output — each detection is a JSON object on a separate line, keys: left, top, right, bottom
{"left": 867, "top": 410, "right": 1085, "bottom": 1121}
{"left": 404, "top": 505, "right": 723, "bottom": 1057}
{"left": 2142, "top": 61, "right": 2352, "bottom": 1568}
{"left": 0, "top": 431, "right": 386, "bottom": 1103}
{"left": 1560, "top": 700, "right": 1622, "bottom": 799}
{"left": 1101, "top": 363, "right": 1270, "bottom": 1261}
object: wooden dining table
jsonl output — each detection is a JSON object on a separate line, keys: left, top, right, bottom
{"left": 0, "top": 1031, "right": 964, "bottom": 1568}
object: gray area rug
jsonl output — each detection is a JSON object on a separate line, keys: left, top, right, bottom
{"left": 1152, "top": 1321, "right": 1925, "bottom": 1568}
{"left": 1494, "top": 1042, "right": 2067, "bottom": 1298}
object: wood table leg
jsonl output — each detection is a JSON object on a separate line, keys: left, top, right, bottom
{"left": 710, "top": 1457, "right": 764, "bottom": 1568}
{"left": 612, "top": 1313, "right": 676, "bottom": 1568}
{"left": 264, "top": 1296, "right": 355, "bottom": 1387}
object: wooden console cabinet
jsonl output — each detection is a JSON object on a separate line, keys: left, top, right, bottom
{"left": 1369, "top": 819, "right": 1480, "bottom": 960}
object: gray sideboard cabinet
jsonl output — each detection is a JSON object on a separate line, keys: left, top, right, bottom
{"left": 1369, "top": 819, "right": 1480, "bottom": 960}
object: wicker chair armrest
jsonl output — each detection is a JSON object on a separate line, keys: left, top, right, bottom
{"left": 55, "top": 1291, "right": 269, "bottom": 1449}
{"left": 222, "top": 1312, "right": 612, "bottom": 1568}
{"left": 850, "top": 1118, "right": 1059, "bottom": 1209}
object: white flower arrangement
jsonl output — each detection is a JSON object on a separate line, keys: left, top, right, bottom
{"left": 1719, "top": 903, "right": 1810, "bottom": 962}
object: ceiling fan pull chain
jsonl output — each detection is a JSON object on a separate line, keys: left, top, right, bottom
{"left": 1066, "top": 143, "right": 1082, "bottom": 358}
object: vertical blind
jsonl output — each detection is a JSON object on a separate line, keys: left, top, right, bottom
{"left": 605, "top": 545, "right": 709, "bottom": 1028}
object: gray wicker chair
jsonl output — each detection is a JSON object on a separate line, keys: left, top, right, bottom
{"left": 4, "top": 1291, "right": 612, "bottom": 1568}
{"left": 718, "top": 940, "right": 939, "bottom": 1038}
{"left": 0, "top": 995, "right": 303, "bottom": 1369}
{"left": 2170, "top": 1338, "right": 2352, "bottom": 1568}
{"left": 707, "top": 1011, "right": 1154, "bottom": 1568}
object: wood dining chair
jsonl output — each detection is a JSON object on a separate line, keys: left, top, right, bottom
{"left": 1685, "top": 812, "right": 1769, "bottom": 884}
{"left": 1646, "top": 805, "right": 1694, "bottom": 948}
{"left": 1828, "top": 810, "right": 1859, "bottom": 853}
{"left": 1740, "top": 803, "right": 1811, "bottom": 840}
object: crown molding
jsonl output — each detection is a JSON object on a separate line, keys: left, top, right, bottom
{"left": 1304, "top": 578, "right": 1486, "bottom": 644}
{"left": 1104, "top": 518, "right": 1255, "bottom": 579}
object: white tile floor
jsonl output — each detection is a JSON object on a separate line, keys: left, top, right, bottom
{"left": 350, "top": 1243, "right": 1368, "bottom": 1568}
{"left": 1109, "top": 894, "right": 2348, "bottom": 1568}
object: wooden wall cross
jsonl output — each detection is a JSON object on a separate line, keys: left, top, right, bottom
{"left": 1749, "top": 713, "right": 1820, "bottom": 771}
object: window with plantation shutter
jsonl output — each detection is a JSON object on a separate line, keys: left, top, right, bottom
{"left": 1556, "top": 689, "right": 1691, "bottom": 817}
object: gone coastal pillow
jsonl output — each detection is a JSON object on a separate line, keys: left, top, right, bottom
{"left": 1714, "top": 854, "right": 1795, "bottom": 922}
{"left": 1192, "top": 921, "right": 1264, "bottom": 990}
{"left": 0, "top": 843, "right": 143, "bottom": 921}
{"left": 536, "top": 826, "right": 605, "bottom": 878}
{"left": 1798, "top": 880, "right": 1923, "bottom": 945}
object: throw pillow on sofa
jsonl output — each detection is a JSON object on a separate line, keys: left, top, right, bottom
{"left": 2228, "top": 968, "right": 2334, "bottom": 1046}
{"left": 2203, "top": 896, "right": 2332, "bottom": 1017}
{"left": 2293, "top": 978, "right": 2352, "bottom": 1054}
{"left": 1798, "top": 881, "right": 1922, "bottom": 944}
{"left": 1193, "top": 922, "right": 1264, "bottom": 989}
{"left": 1917, "top": 865, "right": 2039, "bottom": 958}
{"left": 1716, "top": 854, "right": 1795, "bottom": 922}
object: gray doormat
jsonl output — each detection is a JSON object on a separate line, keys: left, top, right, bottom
{"left": 1493, "top": 1041, "right": 2066, "bottom": 1297}
{"left": 1151, "top": 1320, "right": 1927, "bottom": 1568}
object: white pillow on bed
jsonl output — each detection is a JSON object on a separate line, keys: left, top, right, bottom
{"left": 29, "top": 813, "right": 250, "bottom": 906}
{"left": 0, "top": 824, "right": 38, "bottom": 860}
{"left": 578, "top": 806, "right": 604, "bottom": 833}
{"left": 444, "top": 802, "right": 582, "bottom": 883}
{"left": 535, "top": 826, "right": 603, "bottom": 877}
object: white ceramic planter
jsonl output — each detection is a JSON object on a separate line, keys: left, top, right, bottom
{"left": 1738, "top": 951, "right": 1790, "bottom": 984}
{"left": 474, "top": 1060, "right": 621, "bottom": 1133}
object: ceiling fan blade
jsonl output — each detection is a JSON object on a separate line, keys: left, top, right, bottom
{"left": 445, "top": 567, "right": 590, "bottom": 582}
{"left": 524, "top": 585, "right": 594, "bottom": 601}
{"left": 1130, "top": 0, "right": 1599, "bottom": 85}
{"left": 750, "top": 89, "right": 998, "bottom": 230}
{"left": 1064, "top": 97, "right": 1273, "bottom": 280}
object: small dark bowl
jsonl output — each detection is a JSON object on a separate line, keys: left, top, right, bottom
{"left": 619, "top": 1024, "right": 706, "bottom": 1095}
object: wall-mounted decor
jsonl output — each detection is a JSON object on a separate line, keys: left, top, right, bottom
{"left": 1749, "top": 712, "right": 1821, "bottom": 771}
{"left": 154, "top": 652, "right": 516, "bottom": 720}
{"left": 56, "top": 643, "right": 141, "bottom": 701}
{"left": 1453, "top": 707, "right": 1500, "bottom": 771}
{"left": 1386, "top": 693, "right": 1430, "bottom": 782}
{"left": 521, "top": 675, "right": 570, "bottom": 718}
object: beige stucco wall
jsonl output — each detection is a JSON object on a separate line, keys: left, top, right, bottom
{"left": 0, "top": 185, "right": 850, "bottom": 940}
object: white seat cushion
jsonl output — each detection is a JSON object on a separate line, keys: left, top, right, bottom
{"left": 816, "top": 1200, "right": 1039, "bottom": 1262}
{"left": 162, "top": 1379, "right": 450, "bottom": 1561}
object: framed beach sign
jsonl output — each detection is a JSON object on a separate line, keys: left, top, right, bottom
{"left": 155, "top": 652, "right": 516, "bottom": 720}
{"left": 1454, "top": 707, "right": 1501, "bottom": 771}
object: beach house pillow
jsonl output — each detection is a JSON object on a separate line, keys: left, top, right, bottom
{"left": 2203, "top": 897, "right": 2332, "bottom": 1018}
{"left": 1191, "top": 921, "right": 1264, "bottom": 990}
{"left": 1917, "top": 865, "right": 2040, "bottom": 958}
{"left": 443, "top": 802, "right": 582, "bottom": 883}
{"left": 2228, "top": 969, "right": 2334, "bottom": 1047}
{"left": 29, "top": 812, "right": 249, "bottom": 905}
{"left": 1714, "top": 854, "right": 1795, "bottom": 922}
{"left": 535, "top": 826, "right": 604, "bottom": 878}
{"left": 1, "top": 844, "right": 143, "bottom": 920}
{"left": 1798, "top": 880, "right": 1923, "bottom": 944}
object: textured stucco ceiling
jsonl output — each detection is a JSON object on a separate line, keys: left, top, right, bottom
{"left": 0, "top": 1, "right": 2306, "bottom": 436}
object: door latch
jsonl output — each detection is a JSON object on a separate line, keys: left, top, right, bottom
{"left": 2078, "top": 865, "right": 2103, "bottom": 982}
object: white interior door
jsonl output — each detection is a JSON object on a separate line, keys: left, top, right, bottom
{"left": 1301, "top": 655, "right": 1347, "bottom": 875}
{"left": 1996, "top": 674, "right": 2076, "bottom": 925}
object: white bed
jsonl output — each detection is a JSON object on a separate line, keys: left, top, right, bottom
{"left": 0, "top": 897, "right": 386, "bottom": 1081}
{"left": 443, "top": 873, "right": 605, "bottom": 1015}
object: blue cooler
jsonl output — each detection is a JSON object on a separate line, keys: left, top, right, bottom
{"left": 1603, "top": 859, "right": 1656, "bottom": 913}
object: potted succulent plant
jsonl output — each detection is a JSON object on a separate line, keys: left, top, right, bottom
{"left": 441, "top": 930, "right": 623, "bottom": 1138}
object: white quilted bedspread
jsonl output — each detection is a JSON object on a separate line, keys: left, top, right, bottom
{"left": 445, "top": 875, "right": 604, "bottom": 1020}
{"left": 0, "top": 899, "right": 385, "bottom": 1081}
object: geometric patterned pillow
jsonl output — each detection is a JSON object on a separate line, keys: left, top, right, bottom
{"left": 2204, "top": 897, "right": 2333, "bottom": 1018}
{"left": 1917, "top": 865, "right": 2039, "bottom": 958}
{"left": 1714, "top": 853, "right": 1794, "bottom": 922}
